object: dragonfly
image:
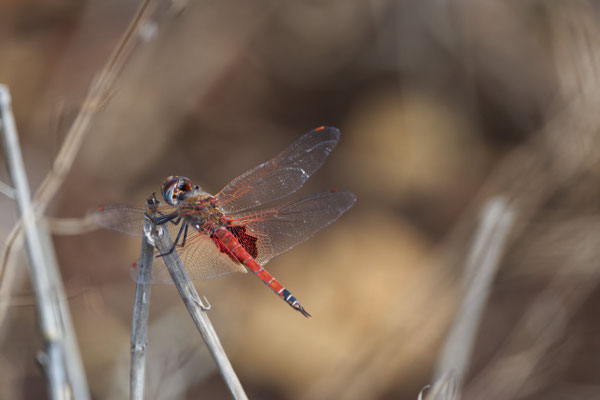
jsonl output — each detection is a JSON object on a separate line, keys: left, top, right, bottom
{"left": 94, "top": 126, "right": 355, "bottom": 317}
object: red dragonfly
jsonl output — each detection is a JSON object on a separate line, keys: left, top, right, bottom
{"left": 94, "top": 126, "right": 355, "bottom": 317}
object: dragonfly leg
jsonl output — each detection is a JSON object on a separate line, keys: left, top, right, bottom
{"left": 153, "top": 210, "right": 180, "bottom": 224}
{"left": 153, "top": 212, "right": 179, "bottom": 225}
{"left": 179, "top": 223, "right": 189, "bottom": 248}
{"left": 156, "top": 221, "right": 187, "bottom": 257}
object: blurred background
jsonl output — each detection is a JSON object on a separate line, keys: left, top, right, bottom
{"left": 2, "top": 0, "right": 600, "bottom": 399}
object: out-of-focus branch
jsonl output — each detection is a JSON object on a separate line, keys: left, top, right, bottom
{"left": 433, "top": 197, "right": 516, "bottom": 391}
{"left": 45, "top": 215, "right": 98, "bottom": 235}
{"left": 153, "top": 223, "right": 248, "bottom": 400}
{"left": 0, "top": 85, "right": 90, "bottom": 400}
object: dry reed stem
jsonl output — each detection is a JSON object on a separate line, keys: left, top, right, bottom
{"left": 130, "top": 211, "right": 155, "bottom": 400}
{"left": 152, "top": 223, "right": 248, "bottom": 400}
{"left": 0, "top": 85, "right": 90, "bottom": 399}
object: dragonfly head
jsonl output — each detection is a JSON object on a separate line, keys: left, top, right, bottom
{"left": 161, "top": 176, "right": 193, "bottom": 205}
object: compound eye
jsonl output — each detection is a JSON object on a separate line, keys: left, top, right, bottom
{"left": 161, "top": 177, "right": 180, "bottom": 205}
{"left": 178, "top": 177, "right": 192, "bottom": 192}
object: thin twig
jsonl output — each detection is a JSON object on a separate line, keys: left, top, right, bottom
{"left": 152, "top": 222, "right": 248, "bottom": 400}
{"left": 433, "top": 196, "right": 516, "bottom": 389}
{"left": 45, "top": 215, "right": 98, "bottom": 235}
{"left": 0, "top": 180, "right": 15, "bottom": 199}
{"left": 33, "top": 0, "right": 158, "bottom": 214}
{"left": 0, "top": 85, "right": 90, "bottom": 400}
{"left": 130, "top": 209, "right": 155, "bottom": 400}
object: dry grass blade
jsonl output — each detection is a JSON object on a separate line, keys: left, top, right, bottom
{"left": 32, "top": 0, "right": 158, "bottom": 214}
{"left": 0, "top": 85, "right": 90, "bottom": 399}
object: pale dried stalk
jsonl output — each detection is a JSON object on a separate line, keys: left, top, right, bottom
{"left": 0, "top": 85, "right": 90, "bottom": 400}
{"left": 432, "top": 197, "right": 516, "bottom": 392}
{"left": 152, "top": 225, "right": 248, "bottom": 400}
{"left": 130, "top": 215, "right": 154, "bottom": 400}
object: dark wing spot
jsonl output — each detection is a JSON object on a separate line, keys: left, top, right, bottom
{"left": 229, "top": 225, "right": 259, "bottom": 259}
{"left": 210, "top": 233, "right": 239, "bottom": 263}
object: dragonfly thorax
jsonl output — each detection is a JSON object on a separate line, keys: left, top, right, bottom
{"left": 179, "top": 193, "right": 227, "bottom": 233}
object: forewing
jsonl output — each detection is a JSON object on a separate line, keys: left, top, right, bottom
{"left": 93, "top": 204, "right": 148, "bottom": 236}
{"left": 132, "top": 228, "right": 247, "bottom": 284}
{"left": 93, "top": 204, "right": 178, "bottom": 237}
{"left": 228, "top": 191, "right": 356, "bottom": 265}
{"left": 215, "top": 126, "right": 340, "bottom": 213}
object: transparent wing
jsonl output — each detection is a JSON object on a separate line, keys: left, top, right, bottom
{"left": 93, "top": 204, "right": 183, "bottom": 236}
{"left": 215, "top": 126, "right": 340, "bottom": 214}
{"left": 228, "top": 191, "right": 356, "bottom": 265}
{"left": 131, "top": 228, "right": 247, "bottom": 284}
{"left": 93, "top": 204, "right": 148, "bottom": 236}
